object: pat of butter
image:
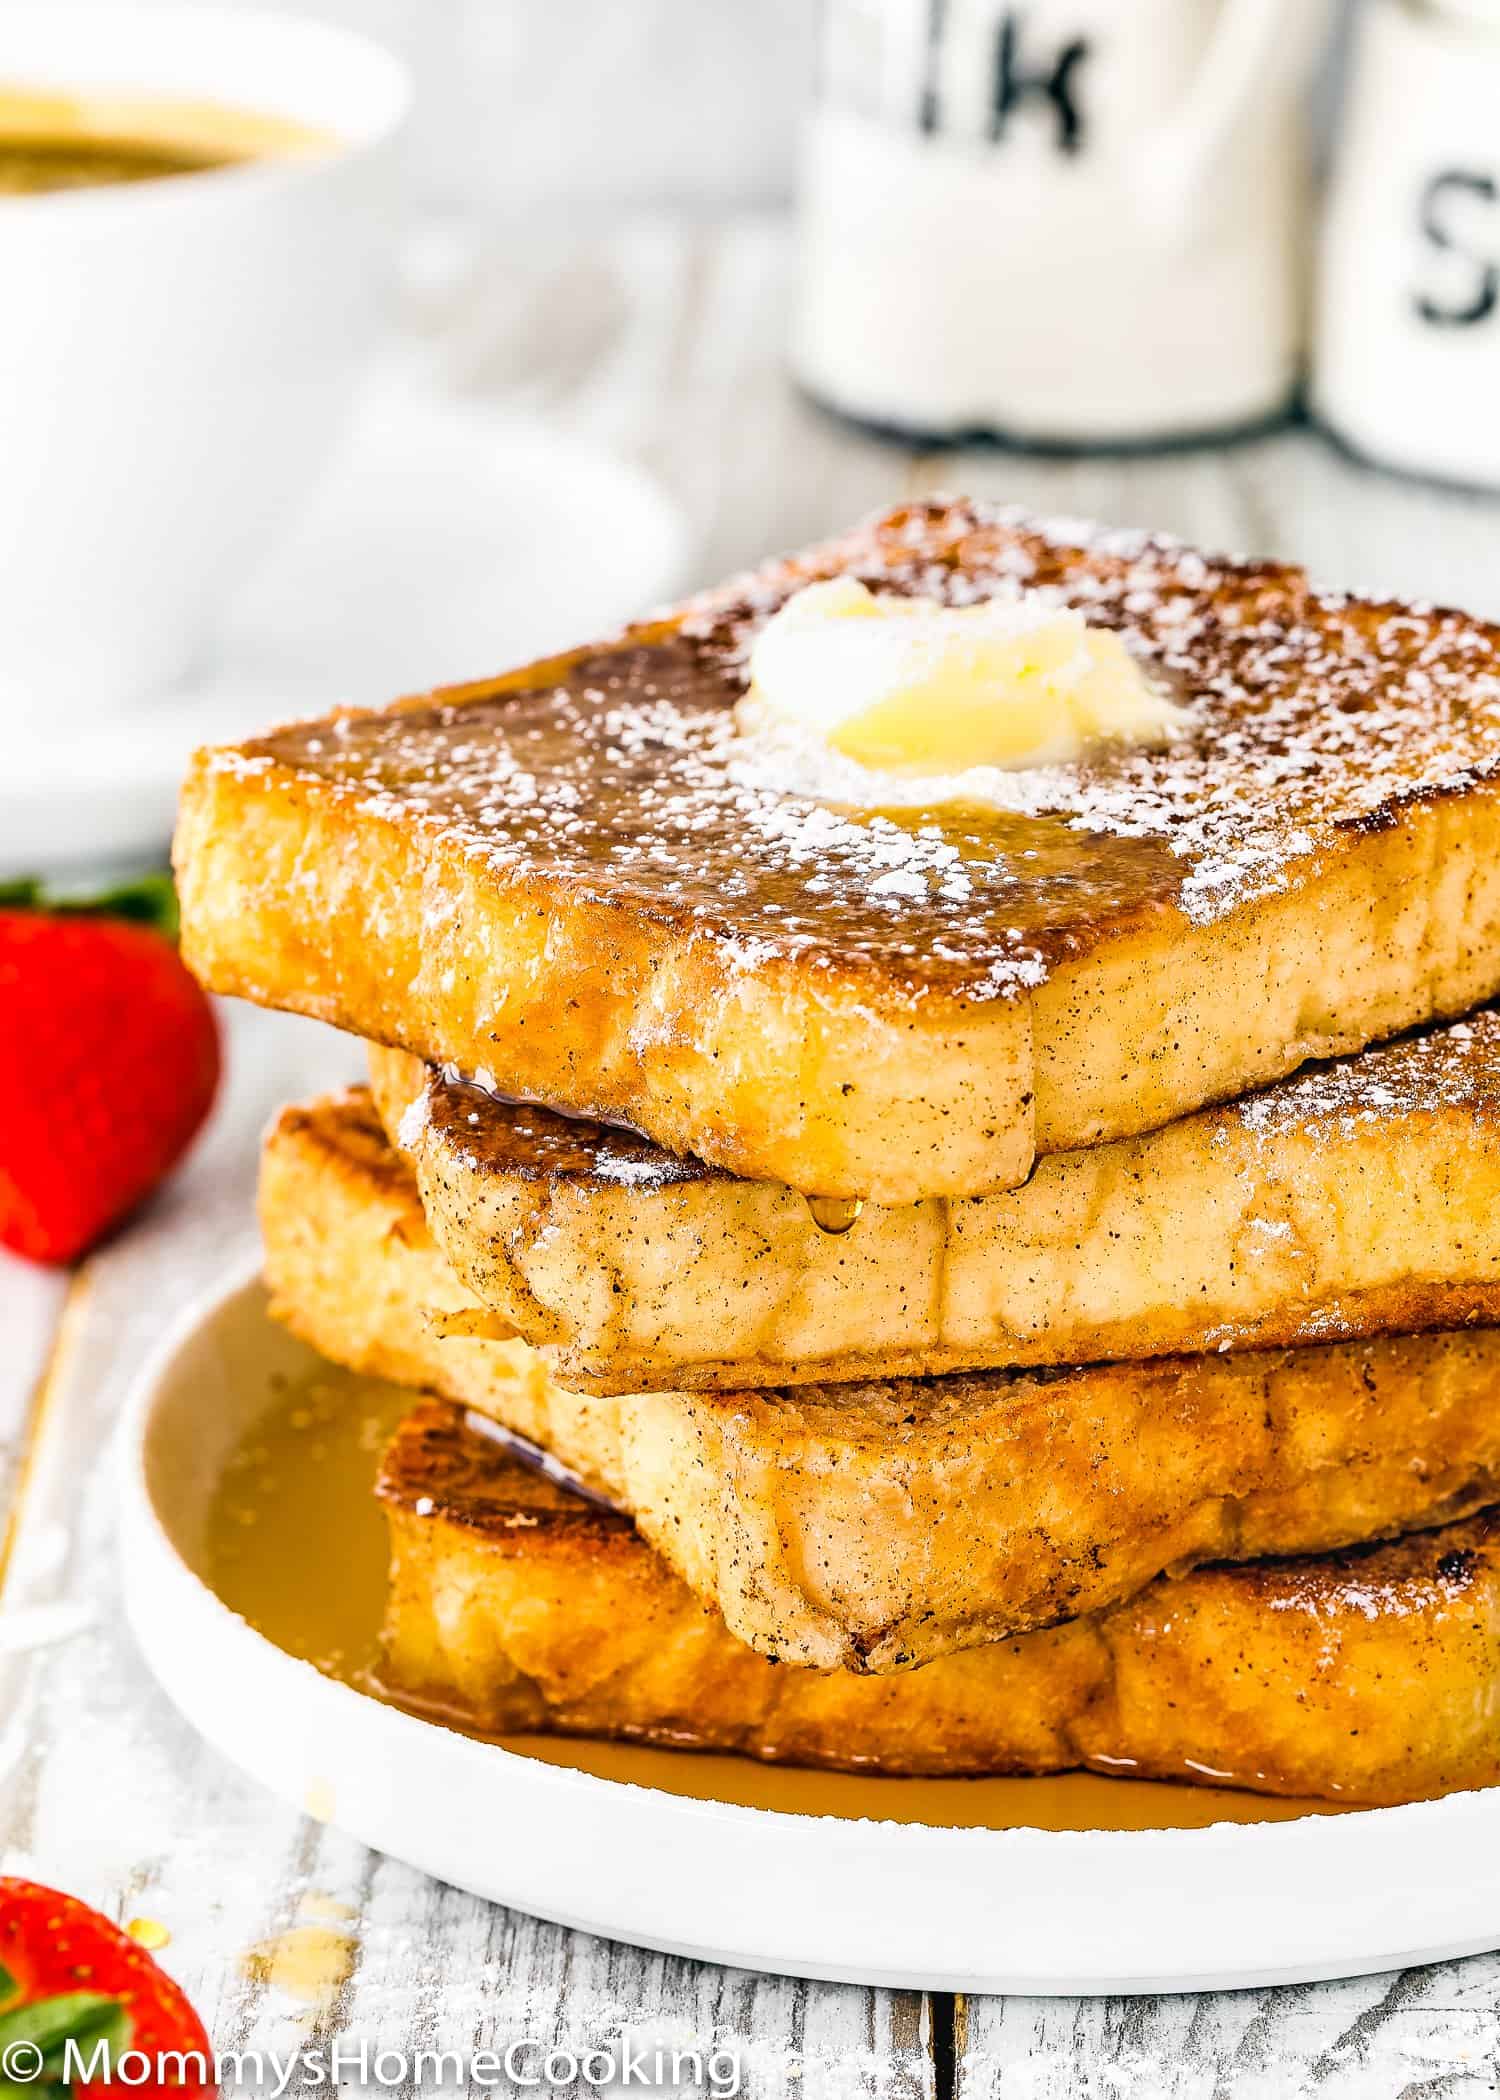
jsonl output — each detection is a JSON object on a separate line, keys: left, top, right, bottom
{"left": 745, "top": 577, "right": 1188, "bottom": 773}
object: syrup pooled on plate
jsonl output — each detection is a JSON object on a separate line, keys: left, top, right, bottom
{"left": 205, "top": 1345, "right": 1338, "bottom": 1833}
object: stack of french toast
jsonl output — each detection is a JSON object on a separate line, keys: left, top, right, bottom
{"left": 174, "top": 500, "right": 1500, "bottom": 1807}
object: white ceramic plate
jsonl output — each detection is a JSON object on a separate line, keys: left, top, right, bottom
{"left": 1, "top": 368, "right": 688, "bottom": 878}
{"left": 120, "top": 1268, "right": 1500, "bottom": 1995}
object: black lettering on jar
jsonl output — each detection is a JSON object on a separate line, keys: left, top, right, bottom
{"left": 1414, "top": 168, "right": 1499, "bottom": 328}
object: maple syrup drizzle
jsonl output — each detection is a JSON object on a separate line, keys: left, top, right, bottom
{"left": 806, "top": 1195, "right": 865, "bottom": 1236}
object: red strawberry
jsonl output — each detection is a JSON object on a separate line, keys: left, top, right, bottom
{"left": 0, "top": 894, "right": 220, "bottom": 1265}
{"left": 0, "top": 1879, "right": 211, "bottom": 2097}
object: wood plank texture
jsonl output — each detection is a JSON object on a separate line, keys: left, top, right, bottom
{"left": 957, "top": 1969, "right": 1500, "bottom": 2098}
{"left": 0, "top": 1004, "right": 933, "bottom": 2098}
{"left": 0, "top": 1259, "right": 67, "bottom": 1538}
{"left": 5, "top": 213, "right": 1500, "bottom": 2095}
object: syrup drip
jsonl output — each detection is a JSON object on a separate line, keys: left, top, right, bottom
{"left": 806, "top": 1195, "right": 865, "bottom": 1236}
{"left": 240, "top": 1924, "right": 356, "bottom": 2008}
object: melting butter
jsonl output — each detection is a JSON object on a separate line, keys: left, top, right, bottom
{"left": 745, "top": 577, "right": 1188, "bottom": 776}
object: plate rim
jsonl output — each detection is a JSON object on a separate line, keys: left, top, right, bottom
{"left": 118, "top": 1258, "right": 1493, "bottom": 1855}
{"left": 113, "top": 1261, "right": 1500, "bottom": 1993}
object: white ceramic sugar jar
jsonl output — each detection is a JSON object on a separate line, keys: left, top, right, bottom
{"left": 1315, "top": 0, "right": 1500, "bottom": 488}
{"left": 792, "top": 0, "right": 1332, "bottom": 449}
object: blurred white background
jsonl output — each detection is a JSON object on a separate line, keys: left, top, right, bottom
{"left": 185, "top": 0, "right": 817, "bottom": 213}
{"left": 69, "top": 0, "right": 1359, "bottom": 214}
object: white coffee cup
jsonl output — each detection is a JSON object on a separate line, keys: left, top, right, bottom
{"left": 0, "top": 5, "right": 409, "bottom": 721}
{"left": 793, "top": 0, "right": 1331, "bottom": 448}
{"left": 1315, "top": 0, "right": 1500, "bottom": 489}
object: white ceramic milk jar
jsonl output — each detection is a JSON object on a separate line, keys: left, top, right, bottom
{"left": 1315, "top": 0, "right": 1500, "bottom": 488}
{"left": 792, "top": 0, "right": 1331, "bottom": 448}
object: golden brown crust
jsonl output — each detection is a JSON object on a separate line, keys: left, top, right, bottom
{"left": 377, "top": 1400, "right": 1500, "bottom": 1805}
{"left": 368, "top": 1011, "right": 1500, "bottom": 1391}
{"left": 264, "top": 1087, "right": 1500, "bottom": 1672}
{"left": 177, "top": 501, "right": 1500, "bottom": 1202}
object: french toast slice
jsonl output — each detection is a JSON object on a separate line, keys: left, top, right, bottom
{"left": 370, "top": 1009, "right": 1500, "bottom": 1391}
{"left": 179, "top": 501, "right": 1500, "bottom": 1205}
{"left": 378, "top": 1399, "right": 1500, "bottom": 1805}
{"left": 264, "top": 1088, "right": 1500, "bottom": 1672}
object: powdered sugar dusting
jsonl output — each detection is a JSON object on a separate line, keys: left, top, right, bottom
{"left": 220, "top": 499, "right": 1500, "bottom": 1003}
{"left": 1231, "top": 1004, "right": 1500, "bottom": 1142}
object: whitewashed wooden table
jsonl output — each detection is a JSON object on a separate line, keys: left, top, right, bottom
{"left": 6, "top": 213, "right": 1500, "bottom": 2099}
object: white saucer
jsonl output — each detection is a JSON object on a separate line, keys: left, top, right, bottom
{"left": 1, "top": 373, "right": 689, "bottom": 878}
{"left": 119, "top": 1267, "right": 1500, "bottom": 1995}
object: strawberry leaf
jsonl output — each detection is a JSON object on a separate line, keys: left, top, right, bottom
{"left": 0, "top": 872, "right": 179, "bottom": 940}
{"left": 39, "top": 1996, "right": 130, "bottom": 2082}
{"left": 0, "top": 1988, "right": 127, "bottom": 2056}
{"left": 0, "top": 1970, "right": 15, "bottom": 2011}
